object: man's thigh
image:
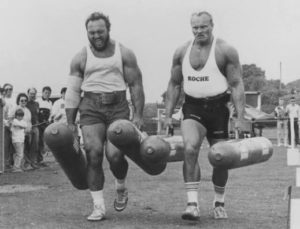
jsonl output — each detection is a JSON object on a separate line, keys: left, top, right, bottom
{"left": 81, "top": 123, "right": 106, "bottom": 153}
{"left": 181, "top": 119, "right": 207, "bottom": 150}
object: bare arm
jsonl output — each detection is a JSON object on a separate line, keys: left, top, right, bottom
{"left": 65, "top": 49, "right": 85, "bottom": 125}
{"left": 165, "top": 46, "right": 184, "bottom": 119}
{"left": 121, "top": 45, "right": 145, "bottom": 127}
{"left": 225, "top": 45, "right": 245, "bottom": 121}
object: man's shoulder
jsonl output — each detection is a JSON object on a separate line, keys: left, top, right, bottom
{"left": 172, "top": 40, "right": 191, "bottom": 61}
{"left": 177, "top": 41, "right": 191, "bottom": 55}
{"left": 119, "top": 42, "right": 135, "bottom": 59}
{"left": 215, "top": 38, "right": 239, "bottom": 66}
{"left": 71, "top": 47, "right": 87, "bottom": 70}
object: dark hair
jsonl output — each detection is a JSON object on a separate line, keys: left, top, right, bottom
{"left": 27, "top": 87, "right": 37, "bottom": 94}
{"left": 42, "top": 86, "right": 52, "bottom": 93}
{"left": 16, "top": 93, "right": 28, "bottom": 105}
{"left": 3, "top": 83, "right": 13, "bottom": 90}
{"left": 15, "top": 108, "right": 24, "bottom": 117}
{"left": 61, "top": 87, "right": 67, "bottom": 94}
{"left": 191, "top": 11, "right": 214, "bottom": 26}
{"left": 85, "top": 12, "right": 111, "bottom": 32}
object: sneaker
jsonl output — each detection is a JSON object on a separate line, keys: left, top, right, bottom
{"left": 37, "top": 162, "right": 48, "bottom": 167}
{"left": 213, "top": 201, "right": 228, "bottom": 219}
{"left": 11, "top": 167, "right": 23, "bottom": 173}
{"left": 87, "top": 204, "right": 106, "bottom": 221}
{"left": 21, "top": 163, "right": 34, "bottom": 171}
{"left": 114, "top": 188, "right": 128, "bottom": 212}
{"left": 181, "top": 202, "right": 200, "bottom": 221}
{"left": 30, "top": 162, "right": 40, "bottom": 169}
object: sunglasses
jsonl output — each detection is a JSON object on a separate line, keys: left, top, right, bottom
{"left": 20, "top": 99, "right": 27, "bottom": 102}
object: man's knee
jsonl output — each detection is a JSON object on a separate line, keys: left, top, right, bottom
{"left": 85, "top": 144, "right": 104, "bottom": 166}
{"left": 106, "top": 150, "right": 124, "bottom": 165}
{"left": 184, "top": 143, "right": 200, "bottom": 161}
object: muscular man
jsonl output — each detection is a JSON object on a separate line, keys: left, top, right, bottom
{"left": 164, "top": 11, "right": 245, "bottom": 220}
{"left": 65, "top": 12, "right": 144, "bottom": 221}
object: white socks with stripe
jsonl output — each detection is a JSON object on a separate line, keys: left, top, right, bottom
{"left": 185, "top": 182, "right": 200, "bottom": 205}
{"left": 90, "top": 190, "right": 105, "bottom": 210}
{"left": 214, "top": 185, "right": 225, "bottom": 203}
{"left": 115, "top": 178, "right": 126, "bottom": 191}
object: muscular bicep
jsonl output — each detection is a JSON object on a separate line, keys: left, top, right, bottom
{"left": 169, "top": 48, "right": 184, "bottom": 87}
{"left": 122, "top": 48, "right": 143, "bottom": 86}
{"left": 69, "top": 49, "right": 86, "bottom": 78}
{"left": 225, "top": 47, "right": 243, "bottom": 89}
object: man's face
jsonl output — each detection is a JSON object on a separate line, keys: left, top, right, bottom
{"left": 28, "top": 89, "right": 37, "bottom": 101}
{"left": 291, "top": 99, "right": 296, "bottom": 105}
{"left": 279, "top": 99, "right": 284, "bottom": 106}
{"left": 87, "top": 19, "right": 110, "bottom": 51}
{"left": 191, "top": 14, "right": 213, "bottom": 44}
{"left": 42, "top": 89, "right": 51, "bottom": 100}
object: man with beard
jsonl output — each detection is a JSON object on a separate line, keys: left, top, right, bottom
{"left": 65, "top": 12, "right": 144, "bottom": 221}
{"left": 164, "top": 11, "right": 246, "bottom": 220}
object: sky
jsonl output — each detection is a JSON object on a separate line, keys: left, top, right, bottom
{"left": 0, "top": 0, "right": 300, "bottom": 102}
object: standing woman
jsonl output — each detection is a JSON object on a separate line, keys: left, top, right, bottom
{"left": 9, "top": 93, "right": 32, "bottom": 170}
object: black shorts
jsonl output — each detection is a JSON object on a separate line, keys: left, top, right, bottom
{"left": 79, "top": 91, "right": 130, "bottom": 127}
{"left": 182, "top": 93, "right": 230, "bottom": 139}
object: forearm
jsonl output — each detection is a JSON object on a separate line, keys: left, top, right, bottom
{"left": 130, "top": 84, "right": 145, "bottom": 119}
{"left": 65, "top": 108, "right": 79, "bottom": 124}
{"left": 231, "top": 85, "right": 245, "bottom": 119}
{"left": 165, "top": 82, "right": 181, "bottom": 118}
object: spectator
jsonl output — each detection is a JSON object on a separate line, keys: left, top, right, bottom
{"left": 9, "top": 93, "right": 32, "bottom": 170}
{"left": 2, "top": 83, "right": 16, "bottom": 169}
{"left": 274, "top": 98, "right": 287, "bottom": 146}
{"left": 10, "top": 109, "right": 27, "bottom": 172}
{"left": 36, "top": 86, "right": 52, "bottom": 166}
{"left": 25, "top": 87, "right": 40, "bottom": 169}
{"left": 50, "top": 87, "right": 67, "bottom": 124}
{"left": 285, "top": 96, "right": 300, "bottom": 146}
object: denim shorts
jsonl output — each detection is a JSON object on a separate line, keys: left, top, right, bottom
{"left": 79, "top": 91, "right": 130, "bottom": 127}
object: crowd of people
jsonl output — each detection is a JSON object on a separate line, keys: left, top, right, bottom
{"left": 1, "top": 83, "right": 67, "bottom": 173}
{"left": 275, "top": 96, "right": 300, "bottom": 146}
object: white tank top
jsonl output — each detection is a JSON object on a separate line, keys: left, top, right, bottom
{"left": 182, "top": 38, "right": 228, "bottom": 98}
{"left": 82, "top": 42, "right": 127, "bottom": 93}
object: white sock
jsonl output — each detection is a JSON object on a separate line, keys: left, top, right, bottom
{"left": 214, "top": 185, "right": 225, "bottom": 203}
{"left": 90, "top": 190, "right": 105, "bottom": 208}
{"left": 115, "top": 178, "right": 126, "bottom": 191}
{"left": 185, "top": 182, "right": 200, "bottom": 205}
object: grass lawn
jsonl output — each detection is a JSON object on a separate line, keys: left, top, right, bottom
{"left": 0, "top": 127, "right": 298, "bottom": 228}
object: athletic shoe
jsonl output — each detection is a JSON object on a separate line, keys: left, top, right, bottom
{"left": 37, "top": 162, "right": 48, "bottom": 167}
{"left": 11, "top": 167, "right": 23, "bottom": 173}
{"left": 181, "top": 202, "right": 200, "bottom": 220}
{"left": 114, "top": 188, "right": 128, "bottom": 212}
{"left": 87, "top": 204, "right": 106, "bottom": 221}
{"left": 213, "top": 201, "right": 228, "bottom": 219}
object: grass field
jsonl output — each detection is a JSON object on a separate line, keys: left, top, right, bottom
{"left": 0, "top": 127, "right": 299, "bottom": 229}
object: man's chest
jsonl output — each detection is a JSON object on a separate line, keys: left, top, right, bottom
{"left": 188, "top": 46, "right": 225, "bottom": 72}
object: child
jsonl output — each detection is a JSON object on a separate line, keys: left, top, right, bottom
{"left": 10, "top": 108, "right": 27, "bottom": 172}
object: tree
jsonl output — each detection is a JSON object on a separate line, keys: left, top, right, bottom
{"left": 242, "top": 64, "right": 266, "bottom": 91}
